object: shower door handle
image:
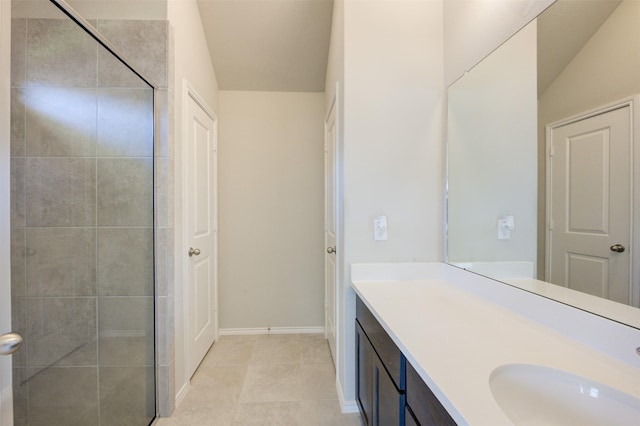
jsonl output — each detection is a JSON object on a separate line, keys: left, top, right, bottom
{"left": 0, "top": 332, "right": 23, "bottom": 356}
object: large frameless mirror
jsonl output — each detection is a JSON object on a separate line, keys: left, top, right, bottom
{"left": 447, "top": 0, "right": 640, "bottom": 328}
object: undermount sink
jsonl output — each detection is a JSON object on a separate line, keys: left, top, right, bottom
{"left": 489, "top": 364, "right": 640, "bottom": 425}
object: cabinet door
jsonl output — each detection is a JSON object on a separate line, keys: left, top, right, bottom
{"left": 405, "top": 407, "right": 419, "bottom": 426}
{"left": 376, "top": 356, "right": 404, "bottom": 425}
{"left": 356, "top": 322, "right": 375, "bottom": 426}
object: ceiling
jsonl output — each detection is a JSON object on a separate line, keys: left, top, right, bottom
{"left": 537, "top": 0, "right": 621, "bottom": 95}
{"left": 197, "top": 0, "right": 334, "bottom": 92}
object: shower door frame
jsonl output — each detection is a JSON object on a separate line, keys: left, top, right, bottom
{"left": 1, "top": 0, "right": 13, "bottom": 422}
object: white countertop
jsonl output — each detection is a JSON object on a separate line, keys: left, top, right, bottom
{"left": 351, "top": 266, "right": 640, "bottom": 425}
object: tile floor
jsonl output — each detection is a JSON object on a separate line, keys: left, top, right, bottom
{"left": 155, "top": 333, "right": 362, "bottom": 426}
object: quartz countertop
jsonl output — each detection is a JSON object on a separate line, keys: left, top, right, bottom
{"left": 351, "top": 265, "right": 640, "bottom": 425}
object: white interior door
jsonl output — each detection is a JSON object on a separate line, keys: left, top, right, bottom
{"left": 185, "top": 87, "right": 218, "bottom": 378}
{"left": 324, "top": 96, "right": 338, "bottom": 365}
{"left": 1, "top": 0, "right": 13, "bottom": 422}
{"left": 547, "top": 105, "right": 632, "bottom": 304}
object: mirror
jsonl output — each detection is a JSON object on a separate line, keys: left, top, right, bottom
{"left": 447, "top": 0, "right": 640, "bottom": 328}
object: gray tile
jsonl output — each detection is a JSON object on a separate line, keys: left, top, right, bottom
{"left": 25, "top": 87, "right": 97, "bottom": 157}
{"left": 10, "top": 89, "right": 26, "bottom": 157}
{"left": 249, "top": 336, "right": 302, "bottom": 365}
{"left": 239, "top": 364, "right": 301, "bottom": 403}
{"left": 155, "top": 227, "right": 172, "bottom": 297}
{"left": 204, "top": 336, "right": 257, "bottom": 367}
{"left": 10, "top": 157, "right": 25, "bottom": 227}
{"left": 97, "top": 227, "right": 153, "bottom": 296}
{"left": 26, "top": 227, "right": 97, "bottom": 296}
{"left": 98, "top": 297, "right": 154, "bottom": 366}
{"left": 10, "top": 228, "right": 26, "bottom": 298}
{"left": 10, "top": 297, "right": 27, "bottom": 367}
{"left": 155, "top": 89, "right": 170, "bottom": 157}
{"left": 26, "top": 297, "right": 97, "bottom": 367}
{"left": 232, "top": 401, "right": 300, "bottom": 426}
{"left": 26, "top": 18, "right": 97, "bottom": 87}
{"left": 189, "top": 365, "right": 248, "bottom": 403}
{"left": 300, "top": 400, "right": 362, "bottom": 426}
{"left": 158, "top": 400, "right": 236, "bottom": 426}
{"left": 99, "top": 366, "right": 155, "bottom": 426}
{"left": 25, "top": 157, "right": 96, "bottom": 227}
{"left": 27, "top": 366, "right": 98, "bottom": 426}
{"left": 12, "top": 367, "right": 29, "bottom": 426}
{"left": 157, "top": 363, "right": 176, "bottom": 417}
{"left": 97, "top": 88, "right": 154, "bottom": 157}
{"left": 156, "top": 295, "right": 175, "bottom": 366}
{"left": 155, "top": 157, "right": 174, "bottom": 227}
{"left": 97, "top": 20, "right": 168, "bottom": 88}
{"left": 97, "top": 158, "right": 153, "bottom": 226}
{"left": 99, "top": 335, "right": 149, "bottom": 366}
{"left": 97, "top": 44, "right": 148, "bottom": 88}
{"left": 299, "top": 363, "right": 337, "bottom": 400}
{"left": 300, "top": 337, "right": 333, "bottom": 364}
{"left": 11, "top": 18, "right": 26, "bottom": 88}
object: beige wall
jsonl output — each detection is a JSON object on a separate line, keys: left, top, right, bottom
{"left": 325, "top": 0, "right": 444, "bottom": 407}
{"left": 217, "top": 91, "right": 325, "bottom": 330}
{"left": 443, "top": 0, "right": 553, "bottom": 86}
{"left": 167, "top": 0, "right": 220, "bottom": 406}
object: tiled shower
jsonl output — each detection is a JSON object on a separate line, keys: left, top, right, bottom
{"left": 9, "top": 0, "right": 174, "bottom": 424}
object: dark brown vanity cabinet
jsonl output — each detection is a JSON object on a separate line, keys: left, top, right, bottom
{"left": 355, "top": 296, "right": 457, "bottom": 426}
{"left": 356, "top": 297, "right": 406, "bottom": 426}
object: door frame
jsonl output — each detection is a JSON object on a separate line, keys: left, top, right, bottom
{"left": 181, "top": 80, "right": 219, "bottom": 381}
{"left": 0, "top": 0, "right": 13, "bottom": 423}
{"left": 324, "top": 87, "right": 339, "bottom": 359}
{"left": 545, "top": 96, "right": 640, "bottom": 307}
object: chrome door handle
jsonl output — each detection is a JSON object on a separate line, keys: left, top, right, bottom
{"left": 0, "top": 332, "right": 23, "bottom": 356}
{"left": 326, "top": 246, "right": 336, "bottom": 254}
{"left": 188, "top": 247, "right": 201, "bottom": 257}
{"left": 610, "top": 244, "right": 626, "bottom": 253}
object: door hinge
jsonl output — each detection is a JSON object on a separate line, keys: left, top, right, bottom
{"left": 549, "top": 219, "right": 554, "bottom": 230}
{"left": 549, "top": 144, "right": 554, "bottom": 157}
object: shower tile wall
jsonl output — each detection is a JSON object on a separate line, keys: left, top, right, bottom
{"left": 10, "top": 15, "right": 173, "bottom": 425}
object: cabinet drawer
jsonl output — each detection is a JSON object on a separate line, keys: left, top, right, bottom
{"left": 356, "top": 296, "right": 405, "bottom": 390}
{"left": 406, "top": 362, "right": 457, "bottom": 425}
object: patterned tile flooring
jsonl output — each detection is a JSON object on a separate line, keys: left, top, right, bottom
{"left": 155, "top": 334, "right": 361, "bottom": 425}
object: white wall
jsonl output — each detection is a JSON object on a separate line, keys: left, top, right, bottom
{"left": 167, "top": 0, "right": 219, "bottom": 405}
{"left": 447, "top": 22, "right": 538, "bottom": 266}
{"left": 327, "top": 0, "right": 444, "bottom": 407}
{"left": 444, "top": 0, "right": 553, "bottom": 86}
{"left": 217, "top": 91, "right": 325, "bottom": 330}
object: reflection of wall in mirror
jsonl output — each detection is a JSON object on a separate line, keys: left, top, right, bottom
{"left": 537, "top": 0, "right": 640, "bottom": 277}
{"left": 447, "top": 22, "right": 537, "bottom": 270}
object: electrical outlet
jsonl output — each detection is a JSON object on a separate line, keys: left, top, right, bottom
{"left": 374, "top": 216, "right": 388, "bottom": 241}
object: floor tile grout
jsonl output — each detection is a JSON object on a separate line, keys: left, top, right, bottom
{"left": 155, "top": 333, "right": 361, "bottom": 426}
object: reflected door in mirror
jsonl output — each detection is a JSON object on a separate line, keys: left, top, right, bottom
{"left": 547, "top": 105, "right": 631, "bottom": 304}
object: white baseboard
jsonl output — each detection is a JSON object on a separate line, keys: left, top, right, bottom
{"left": 174, "top": 381, "right": 190, "bottom": 409}
{"left": 336, "top": 380, "right": 359, "bottom": 414}
{"left": 218, "top": 326, "right": 325, "bottom": 336}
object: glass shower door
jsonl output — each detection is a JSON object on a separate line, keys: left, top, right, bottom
{"left": 10, "top": 1, "right": 156, "bottom": 424}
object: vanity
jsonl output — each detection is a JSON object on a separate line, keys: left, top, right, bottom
{"left": 351, "top": 263, "right": 640, "bottom": 425}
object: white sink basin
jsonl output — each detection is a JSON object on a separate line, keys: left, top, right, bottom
{"left": 489, "top": 364, "right": 640, "bottom": 425}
